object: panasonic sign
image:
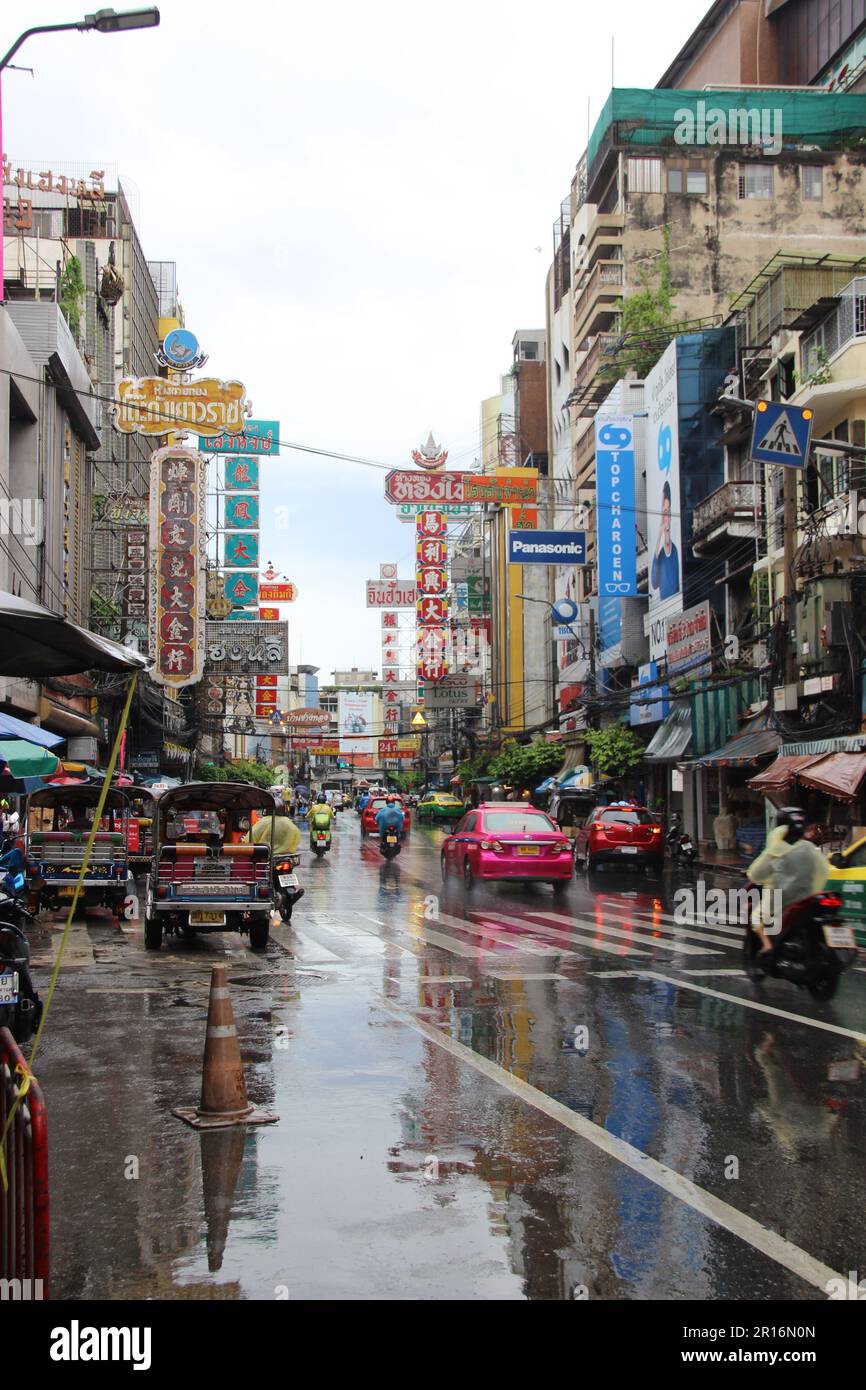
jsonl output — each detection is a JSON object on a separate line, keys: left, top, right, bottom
{"left": 508, "top": 530, "right": 586, "bottom": 565}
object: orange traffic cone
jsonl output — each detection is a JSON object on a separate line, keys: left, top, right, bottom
{"left": 173, "top": 964, "right": 278, "bottom": 1129}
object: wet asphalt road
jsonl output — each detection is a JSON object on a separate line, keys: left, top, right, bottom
{"left": 28, "top": 809, "right": 866, "bottom": 1301}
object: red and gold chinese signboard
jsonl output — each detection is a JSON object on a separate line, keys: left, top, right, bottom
{"left": 416, "top": 511, "right": 449, "bottom": 683}
{"left": 148, "top": 445, "right": 206, "bottom": 688}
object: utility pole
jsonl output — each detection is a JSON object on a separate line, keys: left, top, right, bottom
{"left": 782, "top": 465, "right": 798, "bottom": 685}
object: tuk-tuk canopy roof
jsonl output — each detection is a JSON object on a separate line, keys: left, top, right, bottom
{"left": 27, "top": 783, "right": 129, "bottom": 812}
{"left": 158, "top": 782, "right": 276, "bottom": 815}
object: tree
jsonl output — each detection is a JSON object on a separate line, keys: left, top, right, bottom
{"left": 488, "top": 739, "right": 564, "bottom": 787}
{"left": 584, "top": 725, "right": 645, "bottom": 779}
{"left": 198, "top": 758, "right": 275, "bottom": 789}
{"left": 600, "top": 225, "right": 680, "bottom": 382}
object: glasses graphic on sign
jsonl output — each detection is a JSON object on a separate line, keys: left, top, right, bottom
{"left": 651, "top": 426, "right": 680, "bottom": 600}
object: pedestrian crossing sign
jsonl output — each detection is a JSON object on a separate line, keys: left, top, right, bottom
{"left": 750, "top": 400, "right": 813, "bottom": 468}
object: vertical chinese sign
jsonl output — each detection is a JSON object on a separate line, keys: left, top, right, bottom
{"left": 416, "top": 511, "right": 449, "bottom": 683}
{"left": 149, "top": 444, "right": 206, "bottom": 687}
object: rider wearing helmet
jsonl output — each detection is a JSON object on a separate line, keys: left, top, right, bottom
{"left": 747, "top": 806, "right": 828, "bottom": 954}
{"left": 309, "top": 790, "right": 334, "bottom": 841}
{"left": 375, "top": 792, "right": 404, "bottom": 845}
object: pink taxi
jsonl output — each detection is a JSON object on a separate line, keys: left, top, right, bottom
{"left": 441, "top": 802, "right": 574, "bottom": 894}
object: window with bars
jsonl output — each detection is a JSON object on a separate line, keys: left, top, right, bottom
{"left": 801, "top": 165, "right": 823, "bottom": 200}
{"left": 627, "top": 158, "right": 662, "bottom": 194}
{"left": 738, "top": 164, "right": 774, "bottom": 199}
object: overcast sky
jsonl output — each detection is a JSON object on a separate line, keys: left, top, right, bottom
{"left": 5, "top": 0, "right": 709, "bottom": 679}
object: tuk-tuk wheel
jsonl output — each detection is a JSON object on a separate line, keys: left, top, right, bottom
{"left": 144, "top": 917, "right": 163, "bottom": 951}
{"left": 249, "top": 920, "right": 269, "bottom": 950}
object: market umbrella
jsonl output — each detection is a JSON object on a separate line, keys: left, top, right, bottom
{"left": 0, "top": 739, "right": 62, "bottom": 779}
{"left": 0, "top": 711, "right": 65, "bottom": 748}
{"left": 0, "top": 590, "right": 150, "bottom": 677}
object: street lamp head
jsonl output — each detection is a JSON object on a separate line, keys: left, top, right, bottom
{"left": 83, "top": 7, "right": 160, "bottom": 31}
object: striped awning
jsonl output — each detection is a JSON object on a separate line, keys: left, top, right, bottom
{"left": 690, "top": 709, "right": 781, "bottom": 768}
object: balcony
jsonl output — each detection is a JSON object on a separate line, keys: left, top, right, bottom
{"left": 692, "top": 481, "right": 763, "bottom": 554}
{"left": 573, "top": 332, "right": 620, "bottom": 391}
{"left": 801, "top": 277, "right": 866, "bottom": 375}
{"left": 572, "top": 425, "right": 597, "bottom": 479}
{"left": 573, "top": 260, "right": 623, "bottom": 342}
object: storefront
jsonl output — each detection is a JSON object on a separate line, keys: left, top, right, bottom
{"left": 643, "top": 704, "right": 692, "bottom": 823}
{"left": 686, "top": 707, "right": 780, "bottom": 855}
{"left": 748, "top": 736, "right": 866, "bottom": 849}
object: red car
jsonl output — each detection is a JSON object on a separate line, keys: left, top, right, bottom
{"left": 573, "top": 803, "right": 663, "bottom": 872}
{"left": 441, "top": 802, "right": 573, "bottom": 893}
{"left": 361, "top": 796, "right": 411, "bottom": 837}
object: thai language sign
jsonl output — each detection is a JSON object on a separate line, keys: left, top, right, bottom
{"left": 366, "top": 580, "right": 416, "bottom": 608}
{"left": 116, "top": 377, "right": 247, "bottom": 437}
{"left": 201, "top": 419, "right": 280, "bottom": 455}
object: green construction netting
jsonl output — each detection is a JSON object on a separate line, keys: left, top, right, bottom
{"left": 587, "top": 88, "right": 866, "bottom": 169}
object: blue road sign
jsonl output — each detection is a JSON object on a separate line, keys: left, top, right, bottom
{"left": 750, "top": 401, "right": 813, "bottom": 468}
{"left": 508, "top": 531, "right": 586, "bottom": 565}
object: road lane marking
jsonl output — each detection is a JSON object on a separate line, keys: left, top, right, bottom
{"left": 416, "top": 976, "right": 471, "bottom": 984}
{"left": 486, "top": 972, "right": 567, "bottom": 981}
{"left": 469, "top": 909, "right": 650, "bottom": 959}
{"left": 431, "top": 909, "right": 561, "bottom": 956}
{"left": 595, "top": 904, "right": 745, "bottom": 945}
{"left": 528, "top": 910, "right": 724, "bottom": 957}
{"left": 641, "top": 971, "right": 866, "bottom": 1043}
{"left": 378, "top": 998, "right": 846, "bottom": 1295}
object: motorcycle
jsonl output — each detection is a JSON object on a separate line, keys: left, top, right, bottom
{"left": 379, "top": 827, "right": 402, "bottom": 861}
{"left": 744, "top": 890, "right": 857, "bottom": 1001}
{"left": 274, "top": 853, "right": 304, "bottom": 922}
{"left": 666, "top": 814, "right": 697, "bottom": 867}
{"left": 310, "top": 823, "right": 332, "bottom": 859}
{"left": 0, "top": 891, "right": 42, "bottom": 1045}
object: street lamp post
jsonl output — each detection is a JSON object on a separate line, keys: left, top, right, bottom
{"left": 0, "top": 8, "right": 160, "bottom": 299}
{"left": 411, "top": 710, "right": 428, "bottom": 791}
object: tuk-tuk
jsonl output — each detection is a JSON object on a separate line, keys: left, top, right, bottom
{"left": 144, "top": 782, "right": 276, "bottom": 952}
{"left": 26, "top": 784, "right": 131, "bottom": 919}
{"left": 125, "top": 786, "right": 157, "bottom": 878}
{"left": 548, "top": 786, "right": 598, "bottom": 854}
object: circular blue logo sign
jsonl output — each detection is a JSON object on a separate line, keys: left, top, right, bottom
{"left": 552, "top": 598, "right": 579, "bottom": 625}
{"left": 657, "top": 424, "right": 673, "bottom": 474}
{"left": 162, "top": 328, "right": 201, "bottom": 368}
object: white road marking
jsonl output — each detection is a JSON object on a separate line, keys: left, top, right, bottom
{"left": 431, "top": 909, "right": 561, "bottom": 956}
{"left": 470, "top": 909, "right": 650, "bottom": 959}
{"left": 416, "top": 976, "right": 471, "bottom": 984}
{"left": 529, "top": 909, "right": 724, "bottom": 957}
{"left": 598, "top": 903, "right": 745, "bottom": 944}
{"left": 379, "top": 998, "right": 847, "bottom": 1295}
{"left": 641, "top": 971, "right": 866, "bottom": 1043}
{"left": 487, "top": 972, "right": 567, "bottom": 982}
{"left": 286, "top": 929, "right": 343, "bottom": 964}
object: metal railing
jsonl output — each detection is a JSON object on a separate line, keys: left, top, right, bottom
{"left": 0, "top": 1027, "right": 49, "bottom": 1295}
{"left": 573, "top": 332, "right": 620, "bottom": 389}
{"left": 693, "top": 481, "right": 763, "bottom": 539}
{"left": 573, "top": 261, "right": 623, "bottom": 336}
{"left": 802, "top": 277, "right": 866, "bottom": 376}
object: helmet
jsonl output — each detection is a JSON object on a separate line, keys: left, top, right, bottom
{"left": 776, "top": 806, "right": 807, "bottom": 843}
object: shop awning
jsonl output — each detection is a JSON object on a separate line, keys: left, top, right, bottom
{"left": 795, "top": 752, "right": 866, "bottom": 801}
{"left": 691, "top": 709, "right": 781, "bottom": 768}
{"left": 644, "top": 704, "right": 692, "bottom": 762}
{"left": 0, "top": 711, "right": 64, "bottom": 748}
{"left": 0, "top": 590, "right": 149, "bottom": 677}
{"left": 747, "top": 753, "right": 827, "bottom": 794}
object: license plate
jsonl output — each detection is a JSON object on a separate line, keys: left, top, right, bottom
{"left": 0, "top": 972, "right": 18, "bottom": 1005}
{"left": 189, "top": 911, "right": 226, "bottom": 927}
{"left": 517, "top": 845, "right": 540, "bottom": 855}
{"left": 386, "top": 835, "right": 397, "bottom": 844}
{"left": 620, "top": 847, "right": 638, "bottom": 854}
{"left": 823, "top": 924, "right": 856, "bottom": 949}
{"left": 58, "top": 887, "right": 77, "bottom": 898}
{"left": 278, "top": 873, "right": 298, "bottom": 888}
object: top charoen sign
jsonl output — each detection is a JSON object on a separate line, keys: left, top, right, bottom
{"left": 201, "top": 419, "right": 281, "bottom": 456}
{"left": 115, "top": 377, "right": 247, "bottom": 437}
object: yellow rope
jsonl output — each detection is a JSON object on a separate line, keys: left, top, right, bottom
{"left": 0, "top": 673, "right": 138, "bottom": 1190}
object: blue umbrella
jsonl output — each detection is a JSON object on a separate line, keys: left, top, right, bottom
{"left": 534, "top": 777, "right": 556, "bottom": 793}
{"left": 0, "top": 711, "right": 64, "bottom": 748}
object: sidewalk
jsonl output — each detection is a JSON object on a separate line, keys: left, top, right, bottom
{"left": 696, "top": 845, "right": 747, "bottom": 875}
